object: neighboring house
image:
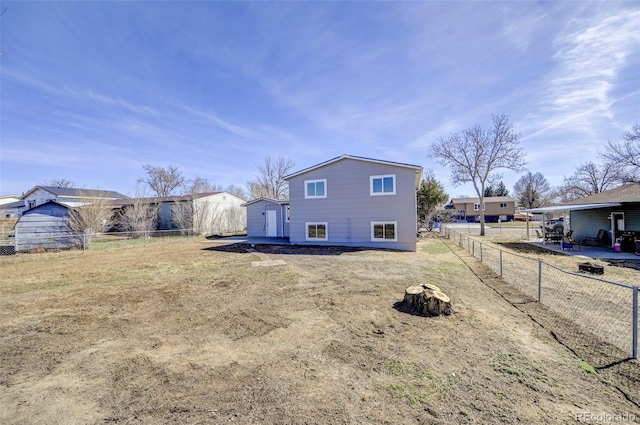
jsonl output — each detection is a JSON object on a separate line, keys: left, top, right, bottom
{"left": 0, "top": 195, "right": 20, "bottom": 206}
{"left": 112, "top": 191, "right": 247, "bottom": 235}
{"left": 567, "top": 183, "right": 640, "bottom": 251}
{"left": 0, "top": 200, "right": 25, "bottom": 219}
{"left": 448, "top": 196, "right": 516, "bottom": 223}
{"left": 284, "top": 155, "right": 422, "bottom": 251}
{"left": 242, "top": 198, "right": 290, "bottom": 238}
{"left": 14, "top": 201, "right": 78, "bottom": 251}
{"left": 20, "top": 186, "right": 128, "bottom": 213}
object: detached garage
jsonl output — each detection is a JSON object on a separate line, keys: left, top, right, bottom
{"left": 14, "top": 201, "right": 79, "bottom": 252}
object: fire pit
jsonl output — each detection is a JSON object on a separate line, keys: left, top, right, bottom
{"left": 578, "top": 262, "right": 604, "bottom": 275}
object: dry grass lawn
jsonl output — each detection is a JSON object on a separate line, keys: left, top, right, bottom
{"left": 1, "top": 235, "right": 638, "bottom": 424}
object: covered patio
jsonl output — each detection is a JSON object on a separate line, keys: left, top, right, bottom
{"left": 521, "top": 203, "right": 622, "bottom": 247}
{"left": 523, "top": 239, "right": 639, "bottom": 260}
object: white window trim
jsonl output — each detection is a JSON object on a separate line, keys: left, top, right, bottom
{"left": 370, "top": 174, "right": 396, "bottom": 196}
{"left": 500, "top": 203, "right": 507, "bottom": 208}
{"left": 305, "top": 222, "right": 328, "bottom": 241}
{"left": 371, "top": 221, "right": 398, "bottom": 242}
{"left": 474, "top": 203, "right": 485, "bottom": 211}
{"left": 304, "top": 179, "right": 327, "bottom": 199}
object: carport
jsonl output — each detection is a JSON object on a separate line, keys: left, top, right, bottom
{"left": 522, "top": 203, "right": 621, "bottom": 244}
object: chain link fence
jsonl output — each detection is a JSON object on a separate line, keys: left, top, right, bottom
{"left": 441, "top": 225, "right": 639, "bottom": 360}
{"left": 7, "top": 229, "right": 198, "bottom": 254}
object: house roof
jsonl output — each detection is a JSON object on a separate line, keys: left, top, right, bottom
{"left": 451, "top": 196, "right": 516, "bottom": 204}
{"left": 22, "top": 186, "right": 128, "bottom": 200}
{"left": 241, "top": 197, "right": 289, "bottom": 207}
{"left": 110, "top": 191, "right": 229, "bottom": 207}
{"left": 284, "top": 154, "right": 423, "bottom": 188}
{"left": 0, "top": 200, "right": 25, "bottom": 210}
{"left": 567, "top": 183, "right": 640, "bottom": 204}
{"left": 523, "top": 203, "right": 622, "bottom": 213}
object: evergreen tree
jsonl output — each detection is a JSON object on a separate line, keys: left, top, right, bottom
{"left": 416, "top": 171, "right": 449, "bottom": 227}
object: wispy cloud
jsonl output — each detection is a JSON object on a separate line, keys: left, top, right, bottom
{"left": 536, "top": 8, "right": 640, "bottom": 136}
{"left": 180, "top": 105, "right": 275, "bottom": 143}
{"left": 85, "top": 91, "right": 161, "bottom": 117}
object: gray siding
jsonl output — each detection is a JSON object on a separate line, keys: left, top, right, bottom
{"left": 15, "top": 203, "right": 78, "bottom": 251}
{"left": 288, "top": 158, "right": 419, "bottom": 251}
{"left": 571, "top": 203, "right": 640, "bottom": 246}
{"left": 246, "top": 200, "right": 289, "bottom": 238}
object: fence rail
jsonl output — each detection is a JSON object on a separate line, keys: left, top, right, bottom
{"left": 441, "top": 225, "right": 639, "bottom": 360}
{"left": 4, "top": 229, "right": 204, "bottom": 255}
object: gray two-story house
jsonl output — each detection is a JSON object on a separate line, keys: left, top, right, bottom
{"left": 283, "top": 155, "right": 422, "bottom": 251}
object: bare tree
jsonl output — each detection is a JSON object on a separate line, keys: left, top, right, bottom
{"left": 138, "top": 164, "right": 185, "bottom": 197}
{"left": 171, "top": 199, "right": 195, "bottom": 235}
{"left": 246, "top": 156, "right": 295, "bottom": 200}
{"left": 513, "top": 172, "right": 552, "bottom": 209}
{"left": 225, "top": 185, "right": 247, "bottom": 200}
{"left": 601, "top": 123, "right": 640, "bottom": 183}
{"left": 428, "top": 114, "right": 525, "bottom": 236}
{"left": 183, "top": 176, "right": 223, "bottom": 195}
{"left": 43, "top": 178, "right": 74, "bottom": 188}
{"left": 560, "top": 161, "right": 621, "bottom": 201}
{"left": 66, "top": 190, "right": 114, "bottom": 248}
{"left": 118, "top": 184, "right": 159, "bottom": 237}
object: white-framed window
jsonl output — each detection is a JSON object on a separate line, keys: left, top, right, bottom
{"left": 28, "top": 200, "right": 36, "bottom": 209}
{"left": 306, "top": 222, "right": 328, "bottom": 241}
{"left": 500, "top": 203, "right": 507, "bottom": 208}
{"left": 305, "top": 179, "right": 327, "bottom": 199}
{"left": 370, "top": 174, "right": 396, "bottom": 196}
{"left": 371, "top": 221, "right": 397, "bottom": 242}
{"left": 285, "top": 205, "right": 290, "bottom": 222}
{"left": 474, "top": 203, "right": 485, "bottom": 211}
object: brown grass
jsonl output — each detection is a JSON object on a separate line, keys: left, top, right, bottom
{"left": 0, "top": 236, "right": 638, "bottom": 424}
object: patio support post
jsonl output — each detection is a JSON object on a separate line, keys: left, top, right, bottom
{"left": 633, "top": 286, "right": 638, "bottom": 359}
{"left": 538, "top": 259, "right": 543, "bottom": 302}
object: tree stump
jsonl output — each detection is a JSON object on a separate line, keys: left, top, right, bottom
{"left": 403, "top": 283, "right": 452, "bottom": 316}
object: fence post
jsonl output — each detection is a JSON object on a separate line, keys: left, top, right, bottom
{"left": 82, "top": 233, "right": 87, "bottom": 253}
{"left": 538, "top": 260, "right": 543, "bottom": 302}
{"left": 480, "top": 242, "right": 483, "bottom": 262}
{"left": 633, "top": 286, "right": 638, "bottom": 359}
{"left": 499, "top": 250, "right": 503, "bottom": 277}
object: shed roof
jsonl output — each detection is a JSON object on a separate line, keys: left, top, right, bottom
{"left": 241, "top": 197, "right": 289, "bottom": 207}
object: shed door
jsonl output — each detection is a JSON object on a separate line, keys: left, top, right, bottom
{"left": 266, "top": 209, "right": 277, "bottom": 237}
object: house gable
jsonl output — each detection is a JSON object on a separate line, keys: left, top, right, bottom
{"left": 285, "top": 155, "right": 422, "bottom": 251}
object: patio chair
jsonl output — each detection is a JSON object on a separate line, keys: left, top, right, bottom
{"left": 534, "top": 229, "right": 543, "bottom": 242}
{"left": 582, "top": 229, "right": 610, "bottom": 247}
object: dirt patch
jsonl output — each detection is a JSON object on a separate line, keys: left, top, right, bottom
{"left": 605, "top": 259, "right": 640, "bottom": 272}
{"left": 496, "top": 241, "right": 565, "bottom": 256}
{"left": 1, "top": 238, "right": 638, "bottom": 424}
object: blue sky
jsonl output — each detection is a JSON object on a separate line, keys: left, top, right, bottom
{"left": 1, "top": 1, "right": 638, "bottom": 198}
